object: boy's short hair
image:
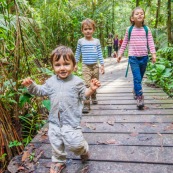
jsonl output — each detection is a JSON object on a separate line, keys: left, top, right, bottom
{"left": 81, "top": 18, "right": 96, "bottom": 30}
{"left": 50, "top": 45, "right": 76, "bottom": 67}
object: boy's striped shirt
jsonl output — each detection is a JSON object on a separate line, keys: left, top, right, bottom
{"left": 75, "top": 38, "right": 104, "bottom": 65}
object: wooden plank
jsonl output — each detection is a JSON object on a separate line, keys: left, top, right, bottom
{"left": 87, "top": 109, "right": 173, "bottom": 115}
{"left": 82, "top": 115, "right": 173, "bottom": 123}
{"left": 37, "top": 159, "right": 173, "bottom": 173}
{"left": 97, "top": 88, "right": 164, "bottom": 93}
{"left": 88, "top": 109, "right": 173, "bottom": 116}
{"left": 32, "top": 133, "right": 173, "bottom": 146}
{"left": 81, "top": 122, "right": 173, "bottom": 134}
{"left": 36, "top": 144, "right": 173, "bottom": 164}
{"left": 91, "top": 104, "right": 173, "bottom": 109}
{"left": 97, "top": 93, "right": 168, "bottom": 96}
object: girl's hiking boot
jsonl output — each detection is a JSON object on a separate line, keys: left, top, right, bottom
{"left": 136, "top": 95, "right": 144, "bottom": 109}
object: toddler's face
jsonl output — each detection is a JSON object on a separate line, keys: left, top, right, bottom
{"left": 82, "top": 24, "right": 94, "bottom": 40}
{"left": 53, "top": 56, "right": 74, "bottom": 79}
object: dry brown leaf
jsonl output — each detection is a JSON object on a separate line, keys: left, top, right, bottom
{"left": 107, "top": 120, "right": 114, "bottom": 126}
{"left": 106, "top": 139, "right": 117, "bottom": 144}
{"left": 129, "top": 132, "right": 139, "bottom": 137}
{"left": 164, "top": 123, "right": 173, "bottom": 131}
{"left": 85, "top": 123, "right": 96, "bottom": 130}
{"left": 17, "top": 166, "right": 25, "bottom": 171}
{"left": 22, "top": 151, "right": 30, "bottom": 162}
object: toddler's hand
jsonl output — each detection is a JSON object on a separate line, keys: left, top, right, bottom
{"left": 90, "top": 78, "right": 101, "bottom": 91}
{"left": 22, "top": 77, "right": 33, "bottom": 87}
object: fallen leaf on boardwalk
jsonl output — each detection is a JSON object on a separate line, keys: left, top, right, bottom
{"left": 106, "top": 139, "right": 118, "bottom": 144}
{"left": 164, "top": 123, "right": 173, "bottom": 131}
{"left": 39, "top": 135, "right": 48, "bottom": 141}
{"left": 143, "top": 122, "right": 152, "bottom": 126}
{"left": 85, "top": 123, "right": 96, "bottom": 130}
{"left": 17, "top": 166, "right": 25, "bottom": 171}
{"left": 138, "top": 135, "right": 153, "bottom": 141}
{"left": 129, "top": 132, "right": 139, "bottom": 137}
{"left": 143, "top": 106, "right": 149, "bottom": 110}
{"left": 157, "top": 133, "right": 162, "bottom": 137}
{"left": 107, "top": 120, "right": 114, "bottom": 126}
{"left": 97, "top": 139, "right": 119, "bottom": 145}
{"left": 97, "top": 141, "right": 107, "bottom": 144}
{"left": 153, "top": 96, "right": 168, "bottom": 100}
{"left": 22, "top": 151, "right": 30, "bottom": 162}
{"left": 33, "top": 150, "right": 44, "bottom": 162}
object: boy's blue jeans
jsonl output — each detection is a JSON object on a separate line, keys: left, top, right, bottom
{"left": 129, "top": 56, "right": 148, "bottom": 96}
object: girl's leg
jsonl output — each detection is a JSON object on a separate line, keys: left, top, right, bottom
{"left": 48, "top": 123, "right": 67, "bottom": 163}
{"left": 139, "top": 56, "right": 148, "bottom": 79}
{"left": 129, "top": 56, "right": 142, "bottom": 96}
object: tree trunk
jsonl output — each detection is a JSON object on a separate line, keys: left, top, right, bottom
{"left": 167, "top": 0, "right": 172, "bottom": 45}
{"left": 112, "top": 0, "right": 115, "bottom": 34}
{"left": 155, "top": 0, "right": 161, "bottom": 28}
{"left": 136, "top": 0, "right": 140, "bottom": 7}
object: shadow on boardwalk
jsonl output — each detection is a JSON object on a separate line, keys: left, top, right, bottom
{"left": 8, "top": 58, "right": 173, "bottom": 173}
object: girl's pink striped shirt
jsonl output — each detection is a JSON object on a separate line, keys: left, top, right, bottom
{"left": 119, "top": 26, "right": 156, "bottom": 57}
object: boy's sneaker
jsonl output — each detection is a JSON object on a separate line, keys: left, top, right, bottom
{"left": 132, "top": 89, "right": 137, "bottom": 100}
{"left": 91, "top": 95, "right": 98, "bottom": 104}
{"left": 136, "top": 95, "right": 144, "bottom": 109}
{"left": 82, "top": 100, "right": 90, "bottom": 113}
{"left": 80, "top": 152, "right": 90, "bottom": 163}
{"left": 82, "top": 106, "right": 90, "bottom": 113}
{"left": 92, "top": 99, "right": 98, "bottom": 104}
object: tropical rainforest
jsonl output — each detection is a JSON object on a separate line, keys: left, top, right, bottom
{"left": 0, "top": 0, "right": 173, "bottom": 171}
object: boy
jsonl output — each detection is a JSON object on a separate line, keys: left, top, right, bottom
{"left": 22, "top": 46, "right": 101, "bottom": 173}
{"left": 75, "top": 18, "right": 105, "bottom": 113}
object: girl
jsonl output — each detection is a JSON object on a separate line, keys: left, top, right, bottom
{"left": 117, "top": 7, "right": 156, "bottom": 109}
{"left": 22, "top": 46, "right": 101, "bottom": 173}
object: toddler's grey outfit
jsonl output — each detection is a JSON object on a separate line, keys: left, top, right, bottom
{"left": 27, "top": 74, "right": 89, "bottom": 163}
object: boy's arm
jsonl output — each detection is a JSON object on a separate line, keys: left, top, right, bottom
{"left": 97, "top": 40, "right": 105, "bottom": 74}
{"left": 85, "top": 78, "right": 101, "bottom": 97}
{"left": 75, "top": 40, "right": 82, "bottom": 71}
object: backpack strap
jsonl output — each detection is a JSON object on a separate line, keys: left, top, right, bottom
{"left": 143, "top": 25, "right": 149, "bottom": 49}
{"left": 128, "top": 25, "right": 134, "bottom": 41}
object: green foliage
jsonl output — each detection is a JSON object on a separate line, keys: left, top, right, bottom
{"left": 19, "top": 93, "right": 32, "bottom": 107}
{"left": 42, "top": 100, "right": 51, "bottom": 111}
{"left": 146, "top": 47, "right": 173, "bottom": 97}
{"left": 9, "top": 141, "right": 22, "bottom": 148}
{"left": 0, "top": 153, "right": 7, "bottom": 161}
{"left": 29, "top": 152, "right": 35, "bottom": 161}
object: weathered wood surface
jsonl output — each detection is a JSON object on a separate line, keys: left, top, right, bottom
{"left": 8, "top": 58, "right": 173, "bottom": 173}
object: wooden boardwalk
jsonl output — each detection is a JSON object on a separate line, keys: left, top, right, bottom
{"left": 8, "top": 58, "right": 173, "bottom": 173}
